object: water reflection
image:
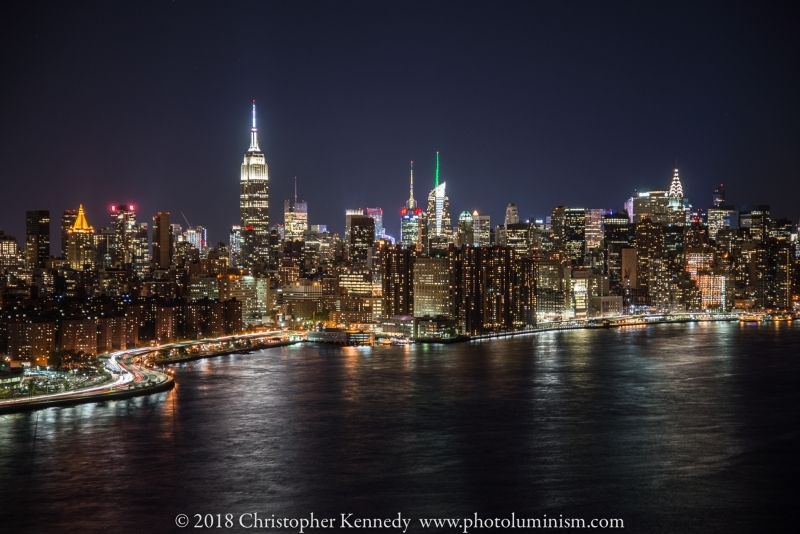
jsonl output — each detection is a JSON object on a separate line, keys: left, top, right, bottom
{"left": 1, "top": 322, "right": 800, "bottom": 533}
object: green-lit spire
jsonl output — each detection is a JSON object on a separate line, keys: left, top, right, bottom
{"left": 435, "top": 151, "right": 439, "bottom": 188}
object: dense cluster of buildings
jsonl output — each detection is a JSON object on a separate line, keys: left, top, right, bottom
{"left": 1, "top": 104, "right": 798, "bottom": 364}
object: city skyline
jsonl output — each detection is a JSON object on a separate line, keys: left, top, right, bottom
{"left": 2, "top": 3, "right": 799, "bottom": 244}
{"left": 4, "top": 5, "right": 800, "bottom": 533}
{"left": 0, "top": 129, "right": 790, "bottom": 254}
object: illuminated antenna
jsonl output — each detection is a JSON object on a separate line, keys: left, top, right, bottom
{"left": 435, "top": 151, "right": 440, "bottom": 188}
{"left": 409, "top": 161, "right": 414, "bottom": 200}
{"left": 248, "top": 101, "right": 260, "bottom": 152}
{"left": 294, "top": 176, "right": 298, "bottom": 205}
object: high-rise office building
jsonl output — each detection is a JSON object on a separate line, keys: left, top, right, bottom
{"left": 708, "top": 204, "right": 736, "bottom": 241}
{"left": 345, "top": 209, "right": 365, "bottom": 242}
{"left": 712, "top": 184, "right": 726, "bottom": 208}
{"left": 365, "top": 207, "right": 383, "bottom": 240}
{"left": 413, "top": 255, "right": 451, "bottom": 317}
{"left": 631, "top": 191, "right": 669, "bottom": 224}
{"left": 471, "top": 211, "right": 491, "bottom": 247}
{"left": 25, "top": 210, "right": 50, "bottom": 269}
{"left": 400, "top": 162, "right": 422, "bottom": 247}
{"left": 183, "top": 226, "right": 207, "bottom": 254}
{"left": 61, "top": 209, "right": 78, "bottom": 258}
{"left": 382, "top": 246, "right": 415, "bottom": 317}
{"left": 284, "top": 184, "right": 308, "bottom": 242}
{"left": 630, "top": 169, "right": 687, "bottom": 226}
{"left": 563, "top": 208, "right": 586, "bottom": 265}
{"left": 505, "top": 223, "right": 532, "bottom": 255}
{"left": 739, "top": 205, "right": 771, "bottom": 242}
{"left": 132, "top": 223, "right": 150, "bottom": 278}
{"left": 93, "top": 227, "right": 116, "bottom": 269}
{"left": 455, "top": 211, "right": 474, "bottom": 248}
{"left": 549, "top": 206, "right": 567, "bottom": 246}
{"left": 152, "top": 212, "right": 172, "bottom": 270}
{"left": 349, "top": 217, "right": 375, "bottom": 265}
{"left": 584, "top": 209, "right": 607, "bottom": 251}
{"left": 110, "top": 204, "right": 137, "bottom": 267}
{"left": 66, "top": 205, "right": 95, "bottom": 271}
{"left": 240, "top": 102, "right": 269, "bottom": 268}
{"left": 0, "top": 231, "right": 21, "bottom": 270}
{"left": 425, "top": 153, "right": 452, "bottom": 251}
{"left": 636, "top": 217, "right": 664, "bottom": 305}
{"left": 505, "top": 203, "right": 520, "bottom": 226}
{"left": 603, "top": 211, "right": 634, "bottom": 292}
{"left": 229, "top": 225, "right": 242, "bottom": 267}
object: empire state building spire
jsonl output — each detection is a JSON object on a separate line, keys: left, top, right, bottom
{"left": 249, "top": 100, "right": 261, "bottom": 152}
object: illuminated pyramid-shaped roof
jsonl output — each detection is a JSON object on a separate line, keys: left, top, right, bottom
{"left": 72, "top": 205, "right": 94, "bottom": 232}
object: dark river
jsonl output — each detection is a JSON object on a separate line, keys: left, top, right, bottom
{"left": 2, "top": 321, "right": 800, "bottom": 533}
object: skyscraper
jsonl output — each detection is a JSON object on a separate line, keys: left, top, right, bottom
{"left": 400, "top": 162, "right": 422, "bottom": 247}
{"left": 349, "top": 217, "right": 375, "bottom": 266}
{"left": 505, "top": 203, "right": 520, "bottom": 226}
{"left": 668, "top": 168, "right": 684, "bottom": 209}
{"left": 739, "top": 205, "right": 771, "bottom": 242}
{"left": 425, "top": 153, "right": 451, "bottom": 251}
{"left": 25, "top": 210, "right": 50, "bottom": 269}
{"left": 584, "top": 209, "right": 607, "bottom": 251}
{"left": 0, "top": 231, "right": 21, "bottom": 270}
{"left": 284, "top": 179, "right": 308, "bottom": 242}
{"left": 240, "top": 101, "right": 269, "bottom": 268}
{"left": 563, "top": 208, "right": 586, "bottom": 265}
{"left": 61, "top": 209, "right": 78, "bottom": 258}
{"left": 413, "top": 255, "right": 450, "bottom": 317}
{"left": 603, "top": 211, "right": 634, "bottom": 292}
{"left": 110, "top": 204, "right": 136, "bottom": 266}
{"left": 631, "top": 191, "right": 669, "bottom": 224}
{"left": 471, "top": 211, "right": 491, "bottom": 247}
{"left": 549, "top": 206, "right": 567, "bottom": 246}
{"left": 712, "top": 184, "right": 725, "bottom": 207}
{"left": 382, "top": 245, "right": 415, "bottom": 317}
{"left": 66, "top": 205, "right": 95, "bottom": 271}
{"left": 183, "top": 226, "right": 207, "bottom": 254}
{"left": 229, "top": 225, "right": 242, "bottom": 267}
{"left": 152, "top": 212, "right": 172, "bottom": 270}
{"left": 344, "top": 209, "right": 365, "bottom": 257}
{"left": 667, "top": 168, "right": 688, "bottom": 225}
{"left": 132, "top": 223, "right": 150, "bottom": 278}
{"left": 708, "top": 184, "right": 736, "bottom": 242}
{"left": 365, "top": 207, "right": 383, "bottom": 240}
{"left": 455, "top": 211, "right": 474, "bottom": 247}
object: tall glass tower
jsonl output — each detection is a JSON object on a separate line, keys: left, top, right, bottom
{"left": 425, "top": 153, "right": 451, "bottom": 252}
{"left": 240, "top": 101, "right": 269, "bottom": 268}
{"left": 400, "top": 161, "right": 421, "bottom": 247}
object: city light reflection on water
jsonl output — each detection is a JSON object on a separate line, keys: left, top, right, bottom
{"left": 1, "top": 322, "right": 800, "bottom": 533}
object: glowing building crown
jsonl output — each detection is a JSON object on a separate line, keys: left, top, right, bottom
{"left": 669, "top": 168, "right": 683, "bottom": 198}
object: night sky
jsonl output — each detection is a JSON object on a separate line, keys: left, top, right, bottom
{"left": 2, "top": 1, "right": 798, "bottom": 246}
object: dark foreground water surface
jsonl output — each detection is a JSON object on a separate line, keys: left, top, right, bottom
{"left": 2, "top": 322, "right": 800, "bottom": 533}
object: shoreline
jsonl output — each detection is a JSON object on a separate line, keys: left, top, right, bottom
{"left": 0, "top": 376, "right": 174, "bottom": 415}
{"left": 2, "top": 317, "right": 785, "bottom": 414}
{"left": 152, "top": 339, "right": 298, "bottom": 365}
{"left": 418, "top": 314, "right": 748, "bottom": 344}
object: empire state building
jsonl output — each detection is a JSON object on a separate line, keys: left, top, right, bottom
{"left": 240, "top": 101, "right": 269, "bottom": 268}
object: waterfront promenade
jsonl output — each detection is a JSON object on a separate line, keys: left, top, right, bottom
{"left": 0, "top": 331, "right": 296, "bottom": 414}
{"left": 0, "top": 314, "right": 769, "bottom": 414}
